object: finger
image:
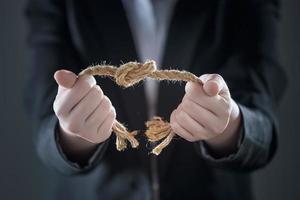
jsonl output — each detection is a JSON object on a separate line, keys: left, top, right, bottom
{"left": 53, "top": 75, "right": 97, "bottom": 116}
{"left": 180, "top": 97, "right": 223, "bottom": 133}
{"left": 85, "top": 95, "right": 113, "bottom": 127}
{"left": 80, "top": 109, "right": 115, "bottom": 144}
{"left": 68, "top": 85, "right": 104, "bottom": 127}
{"left": 170, "top": 110, "right": 195, "bottom": 142}
{"left": 95, "top": 111, "right": 116, "bottom": 143}
{"left": 185, "top": 83, "right": 227, "bottom": 116}
{"left": 199, "top": 74, "right": 229, "bottom": 98}
{"left": 174, "top": 106, "right": 209, "bottom": 140}
{"left": 54, "top": 70, "right": 77, "bottom": 89}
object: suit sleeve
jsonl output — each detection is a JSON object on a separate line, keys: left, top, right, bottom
{"left": 24, "top": 0, "right": 108, "bottom": 175}
{"left": 196, "top": 0, "right": 287, "bottom": 171}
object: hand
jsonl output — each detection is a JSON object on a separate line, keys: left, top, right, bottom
{"left": 170, "top": 74, "right": 242, "bottom": 156}
{"left": 53, "top": 70, "right": 116, "bottom": 159}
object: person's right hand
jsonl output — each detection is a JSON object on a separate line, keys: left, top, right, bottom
{"left": 53, "top": 70, "right": 116, "bottom": 145}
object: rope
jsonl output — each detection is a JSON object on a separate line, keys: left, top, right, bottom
{"left": 79, "top": 60, "right": 200, "bottom": 155}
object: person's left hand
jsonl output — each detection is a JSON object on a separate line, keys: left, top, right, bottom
{"left": 170, "top": 74, "right": 242, "bottom": 155}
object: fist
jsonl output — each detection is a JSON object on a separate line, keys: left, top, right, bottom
{"left": 53, "top": 70, "right": 116, "bottom": 144}
{"left": 170, "top": 74, "right": 241, "bottom": 148}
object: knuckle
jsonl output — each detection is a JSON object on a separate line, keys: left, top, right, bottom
{"left": 90, "top": 85, "right": 99, "bottom": 93}
{"left": 185, "top": 82, "right": 198, "bottom": 95}
{"left": 79, "top": 76, "right": 96, "bottom": 90}
{"left": 92, "top": 84, "right": 100, "bottom": 92}
{"left": 102, "top": 96, "right": 112, "bottom": 109}
{"left": 185, "top": 82, "right": 195, "bottom": 93}
{"left": 53, "top": 105, "right": 65, "bottom": 118}
{"left": 110, "top": 109, "right": 116, "bottom": 119}
{"left": 176, "top": 111, "right": 185, "bottom": 122}
{"left": 171, "top": 125, "right": 179, "bottom": 134}
{"left": 84, "top": 75, "right": 96, "bottom": 85}
{"left": 103, "top": 95, "right": 110, "bottom": 104}
{"left": 170, "top": 121, "right": 179, "bottom": 133}
{"left": 89, "top": 86, "right": 99, "bottom": 97}
{"left": 90, "top": 86, "right": 104, "bottom": 102}
{"left": 95, "top": 86, "right": 104, "bottom": 98}
{"left": 181, "top": 99, "right": 191, "bottom": 111}
{"left": 170, "top": 122, "right": 176, "bottom": 130}
{"left": 108, "top": 115, "right": 116, "bottom": 126}
{"left": 184, "top": 82, "right": 191, "bottom": 93}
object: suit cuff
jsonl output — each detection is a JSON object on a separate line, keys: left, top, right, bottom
{"left": 196, "top": 103, "right": 265, "bottom": 167}
{"left": 198, "top": 126, "right": 244, "bottom": 163}
{"left": 37, "top": 115, "right": 108, "bottom": 174}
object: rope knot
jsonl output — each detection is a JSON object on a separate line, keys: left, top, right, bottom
{"left": 115, "top": 60, "right": 156, "bottom": 87}
{"left": 79, "top": 60, "right": 201, "bottom": 155}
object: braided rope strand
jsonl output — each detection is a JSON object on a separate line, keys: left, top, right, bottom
{"left": 79, "top": 60, "right": 200, "bottom": 155}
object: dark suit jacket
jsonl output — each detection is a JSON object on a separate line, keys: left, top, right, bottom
{"left": 24, "top": 0, "right": 286, "bottom": 199}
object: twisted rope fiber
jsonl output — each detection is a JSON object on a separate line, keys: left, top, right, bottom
{"left": 79, "top": 60, "right": 200, "bottom": 155}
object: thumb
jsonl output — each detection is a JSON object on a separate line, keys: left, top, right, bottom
{"left": 54, "top": 70, "right": 77, "bottom": 89}
{"left": 199, "top": 74, "right": 227, "bottom": 97}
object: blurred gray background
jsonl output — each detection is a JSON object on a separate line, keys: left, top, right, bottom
{"left": 0, "top": 0, "right": 299, "bottom": 199}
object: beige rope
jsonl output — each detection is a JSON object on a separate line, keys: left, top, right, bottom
{"left": 79, "top": 60, "right": 200, "bottom": 155}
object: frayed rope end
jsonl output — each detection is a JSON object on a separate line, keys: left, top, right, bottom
{"left": 113, "top": 120, "right": 139, "bottom": 151}
{"left": 145, "top": 117, "right": 175, "bottom": 155}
